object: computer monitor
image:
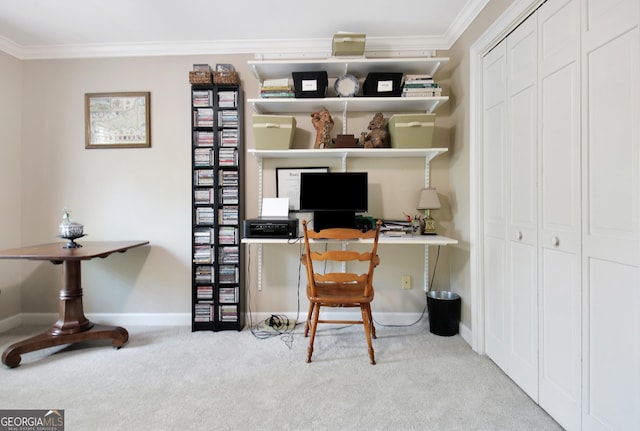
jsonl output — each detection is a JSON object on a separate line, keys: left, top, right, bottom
{"left": 299, "top": 171, "right": 368, "bottom": 231}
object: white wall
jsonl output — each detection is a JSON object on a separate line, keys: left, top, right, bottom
{"left": 5, "top": 52, "right": 455, "bottom": 324}
{"left": 443, "top": 0, "right": 515, "bottom": 330}
{"left": 0, "top": 50, "right": 23, "bottom": 323}
{"left": 1, "top": 0, "right": 521, "bottom": 328}
{"left": 17, "top": 55, "right": 252, "bottom": 318}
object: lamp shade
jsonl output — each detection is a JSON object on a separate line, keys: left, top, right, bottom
{"left": 417, "top": 188, "right": 441, "bottom": 210}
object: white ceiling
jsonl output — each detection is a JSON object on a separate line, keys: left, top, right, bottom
{"left": 0, "top": 0, "right": 488, "bottom": 60}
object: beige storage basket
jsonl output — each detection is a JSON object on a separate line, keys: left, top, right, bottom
{"left": 388, "top": 114, "right": 436, "bottom": 148}
{"left": 253, "top": 115, "right": 296, "bottom": 149}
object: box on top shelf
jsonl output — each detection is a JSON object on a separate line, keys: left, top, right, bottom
{"left": 292, "top": 71, "right": 328, "bottom": 98}
{"left": 363, "top": 72, "right": 404, "bottom": 97}
{"left": 388, "top": 113, "right": 436, "bottom": 148}
{"left": 252, "top": 115, "right": 296, "bottom": 149}
{"left": 331, "top": 33, "right": 366, "bottom": 57}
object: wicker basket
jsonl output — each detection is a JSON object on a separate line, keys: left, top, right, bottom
{"left": 189, "top": 70, "right": 212, "bottom": 85}
{"left": 214, "top": 71, "right": 240, "bottom": 85}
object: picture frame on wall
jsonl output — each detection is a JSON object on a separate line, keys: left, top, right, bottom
{"left": 276, "top": 167, "right": 329, "bottom": 211}
{"left": 85, "top": 92, "right": 150, "bottom": 149}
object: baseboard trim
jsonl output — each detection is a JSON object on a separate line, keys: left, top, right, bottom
{"left": 1, "top": 312, "right": 473, "bottom": 348}
{"left": 0, "top": 313, "right": 191, "bottom": 331}
{"left": 0, "top": 314, "right": 23, "bottom": 333}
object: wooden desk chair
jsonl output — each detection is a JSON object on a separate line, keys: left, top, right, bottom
{"left": 301, "top": 219, "right": 382, "bottom": 364}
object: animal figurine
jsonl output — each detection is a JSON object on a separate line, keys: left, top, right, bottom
{"left": 362, "top": 112, "right": 389, "bottom": 148}
{"left": 310, "top": 108, "right": 334, "bottom": 149}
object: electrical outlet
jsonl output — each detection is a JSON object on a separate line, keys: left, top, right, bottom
{"left": 401, "top": 275, "right": 412, "bottom": 290}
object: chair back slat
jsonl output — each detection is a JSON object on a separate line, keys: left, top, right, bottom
{"left": 314, "top": 272, "right": 368, "bottom": 284}
{"left": 310, "top": 250, "right": 373, "bottom": 262}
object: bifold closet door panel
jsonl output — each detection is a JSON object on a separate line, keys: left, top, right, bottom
{"left": 506, "top": 13, "right": 539, "bottom": 400}
{"left": 537, "top": 0, "right": 582, "bottom": 429}
{"left": 483, "top": 39, "right": 511, "bottom": 373}
{"left": 582, "top": 0, "right": 640, "bottom": 428}
{"left": 483, "top": 14, "right": 539, "bottom": 401}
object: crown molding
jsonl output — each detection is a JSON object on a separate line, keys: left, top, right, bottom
{"left": 1, "top": 34, "right": 454, "bottom": 60}
{"left": 443, "top": 0, "right": 491, "bottom": 47}
{"left": 0, "top": 35, "right": 22, "bottom": 59}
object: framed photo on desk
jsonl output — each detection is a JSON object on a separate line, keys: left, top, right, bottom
{"left": 276, "top": 167, "right": 328, "bottom": 211}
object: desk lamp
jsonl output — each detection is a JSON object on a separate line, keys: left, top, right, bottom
{"left": 417, "top": 188, "right": 441, "bottom": 235}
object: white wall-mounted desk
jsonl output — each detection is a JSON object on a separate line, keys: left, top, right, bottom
{"left": 241, "top": 234, "right": 458, "bottom": 291}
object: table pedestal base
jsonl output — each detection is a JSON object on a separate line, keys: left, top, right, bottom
{"left": 1, "top": 324, "right": 128, "bottom": 368}
{"left": 1, "top": 259, "right": 129, "bottom": 368}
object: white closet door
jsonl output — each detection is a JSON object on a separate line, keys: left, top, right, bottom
{"left": 537, "top": 0, "right": 582, "bottom": 429}
{"left": 483, "top": 39, "right": 510, "bottom": 373}
{"left": 483, "top": 15, "right": 539, "bottom": 400}
{"left": 582, "top": 0, "right": 640, "bottom": 429}
{"left": 506, "top": 14, "right": 539, "bottom": 400}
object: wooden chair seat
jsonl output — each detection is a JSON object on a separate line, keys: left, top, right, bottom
{"left": 306, "top": 282, "right": 373, "bottom": 305}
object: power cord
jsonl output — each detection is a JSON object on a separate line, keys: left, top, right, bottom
{"left": 373, "top": 245, "right": 441, "bottom": 328}
{"left": 245, "top": 242, "right": 303, "bottom": 349}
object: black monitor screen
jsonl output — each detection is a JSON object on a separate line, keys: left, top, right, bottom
{"left": 299, "top": 172, "right": 368, "bottom": 212}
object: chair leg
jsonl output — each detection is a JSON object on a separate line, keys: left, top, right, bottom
{"left": 304, "top": 301, "right": 314, "bottom": 337}
{"left": 361, "top": 305, "right": 376, "bottom": 365}
{"left": 366, "top": 303, "right": 377, "bottom": 339}
{"left": 307, "top": 303, "right": 320, "bottom": 363}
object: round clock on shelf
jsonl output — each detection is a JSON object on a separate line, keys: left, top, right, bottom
{"left": 334, "top": 74, "right": 359, "bottom": 97}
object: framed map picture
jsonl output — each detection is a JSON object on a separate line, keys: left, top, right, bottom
{"left": 85, "top": 92, "right": 150, "bottom": 148}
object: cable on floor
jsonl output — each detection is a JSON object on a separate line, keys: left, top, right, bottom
{"left": 373, "top": 245, "right": 441, "bottom": 328}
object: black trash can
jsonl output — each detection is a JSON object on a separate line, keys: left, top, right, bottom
{"left": 426, "top": 291, "right": 461, "bottom": 336}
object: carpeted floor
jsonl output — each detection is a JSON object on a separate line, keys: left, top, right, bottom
{"left": 0, "top": 321, "right": 562, "bottom": 430}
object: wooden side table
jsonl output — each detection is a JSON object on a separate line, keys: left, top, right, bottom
{"left": 0, "top": 240, "right": 149, "bottom": 368}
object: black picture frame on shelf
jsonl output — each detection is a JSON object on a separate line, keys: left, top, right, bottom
{"left": 276, "top": 167, "right": 329, "bottom": 211}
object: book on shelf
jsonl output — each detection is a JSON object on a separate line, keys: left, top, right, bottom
{"left": 194, "top": 169, "right": 214, "bottom": 186}
{"left": 194, "top": 188, "right": 214, "bottom": 205}
{"left": 195, "top": 207, "right": 214, "bottom": 225}
{"left": 217, "top": 91, "right": 238, "bottom": 108}
{"left": 219, "top": 129, "right": 239, "bottom": 147}
{"left": 219, "top": 170, "right": 238, "bottom": 186}
{"left": 218, "top": 226, "right": 239, "bottom": 244}
{"left": 194, "top": 227, "right": 214, "bottom": 245}
{"left": 219, "top": 265, "right": 239, "bottom": 284}
{"left": 194, "top": 303, "right": 214, "bottom": 322}
{"left": 195, "top": 265, "right": 214, "bottom": 283}
{"left": 192, "top": 90, "right": 213, "bottom": 107}
{"left": 193, "top": 245, "right": 214, "bottom": 264}
{"left": 218, "top": 148, "right": 238, "bottom": 166}
{"left": 219, "top": 206, "right": 239, "bottom": 225}
{"left": 260, "top": 78, "right": 294, "bottom": 99}
{"left": 404, "top": 74, "right": 433, "bottom": 81}
{"left": 219, "top": 246, "right": 239, "bottom": 264}
{"left": 194, "top": 148, "right": 214, "bottom": 166}
{"left": 194, "top": 131, "right": 214, "bottom": 147}
{"left": 402, "top": 74, "right": 441, "bottom": 98}
{"left": 196, "top": 285, "right": 214, "bottom": 301}
{"left": 219, "top": 286, "right": 239, "bottom": 303}
{"left": 220, "top": 186, "right": 239, "bottom": 204}
{"left": 194, "top": 108, "right": 214, "bottom": 127}
{"left": 218, "top": 110, "right": 238, "bottom": 128}
{"left": 219, "top": 304, "right": 238, "bottom": 322}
